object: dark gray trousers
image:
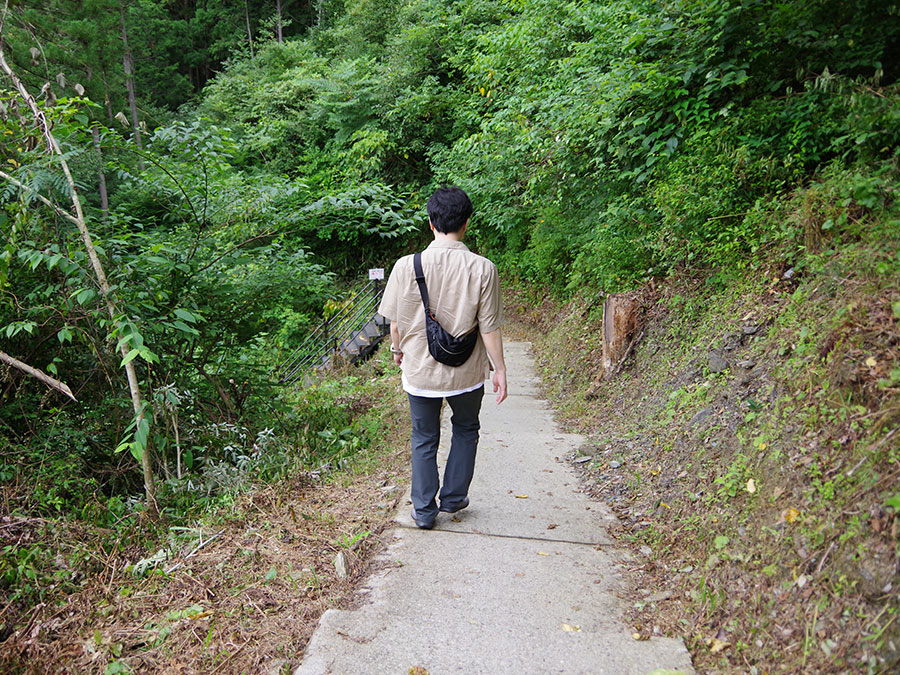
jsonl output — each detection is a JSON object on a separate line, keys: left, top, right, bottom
{"left": 407, "top": 386, "right": 484, "bottom": 522}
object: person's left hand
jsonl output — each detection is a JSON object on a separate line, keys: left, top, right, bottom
{"left": 492, "top": 369, "right": 507, "bottom": 404}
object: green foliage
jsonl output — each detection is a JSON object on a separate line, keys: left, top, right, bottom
{"left": 192, "top": 0, "right": 900, "bottom": 296}
{"left": 3, "top": 97, "right": 346, "bottom": 530}
{"left": 4, "top": 0, "right": 321, "bottom": 117}
{"left": 3, "top": 0, "right": 900, "bottom": 626}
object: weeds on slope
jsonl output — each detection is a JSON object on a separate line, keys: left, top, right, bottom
{"left": 507, "top": 167, "right": 900, "bottom": 673}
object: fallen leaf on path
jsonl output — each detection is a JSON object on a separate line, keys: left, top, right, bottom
{"left": 515, "top": 494, "right": 528, "bottom": 499}
{"left": 451, "top": 515, "right": 461, "bottom": 522}
{"left": 746, "top": 478, "right": 757, "bottom": 494}
{"left": 708, "top": 637, "right": 730, "bottom": 653}
{"left": 562, "top": 624, "right": 581, "bottom": 632}
{"left": 865, "top": 356, "right": 878, "bottom": 367}
{"left": 783, "top": 507, "right": 800, "bottom": 523}
{"left": 409, "top": 667, "right": 430, "bottom": 675}
{"left": 547, "top": 523, "right": 558, "bottom": 530}
{"left": 537, "top": 551, "right": 550, "bottom": 556}
{"left": 632, "top": 632, "right": 650, "bottom": 641}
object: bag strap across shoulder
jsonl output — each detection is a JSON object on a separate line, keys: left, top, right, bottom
{"left": 413, "top": 252, "right": 430, "bottom": 313}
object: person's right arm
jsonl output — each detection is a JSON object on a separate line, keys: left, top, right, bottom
{"left": 379, "top": 260, "right": 403, "bottom": 366}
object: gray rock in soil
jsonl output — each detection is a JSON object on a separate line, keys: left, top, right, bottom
{"left": 334, "top": 551, "right": 350, "bottom": 579}
{"left": 723, "top": 332, "right": 743, "bottom": 351}
{"left": 736, "top": 360, "right": 756, "bottom": 369}
{"left": 839, "top": 547, "right": 897, "bottom": 599}
{"left": 646, "top": 590, "right": 673, "bottom": 603}
{"left": 576, "top": 441, "right": 602, "bottom": 456}
{"left": 708, "top": 352, "right": 729, "bottom": 373}
{"left": 690, "top": 406, "right": 715, "bottom": 426}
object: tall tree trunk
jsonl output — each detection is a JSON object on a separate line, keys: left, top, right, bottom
{"left": 92, "top": 126, "right": 110, "bottom": 219}
{"left": 0, "top": 34, "right": 157, "bottom": 512}
{"left": 102, "top": 71, "right": 115, "bottom": 123}
{"left": 245, "top": 0, "right": 255, "bottom": 57}
{"left": 118, "top": 2, "right": 143, "bottom": 152}
{"left": 275, "top": 0, "right": 283, "bottom": 42}
{"left": 96, "top": 40, "right": 115, "bottom": 124}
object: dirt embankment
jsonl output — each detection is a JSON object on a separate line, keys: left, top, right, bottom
{"left": 506, "top": 235, "right": 900, "bottom": 673}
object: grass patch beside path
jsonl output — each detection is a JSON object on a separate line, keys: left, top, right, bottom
{"left": 505, "top": 199, "right": 900, "bottom": 672}
{"left": 0, "top": 351, "right": 410, "bottom": 673}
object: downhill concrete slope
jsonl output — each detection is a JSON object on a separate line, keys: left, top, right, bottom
{"left": 296, "top": 342, "right": 694, "bottom": 675}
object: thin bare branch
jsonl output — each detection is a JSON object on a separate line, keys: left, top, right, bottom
{"left": 165, "top": 530, "right": 224, "bottom": 574}
{"left": 0, "top": 168, "right": 82, "bottom": 227}
{"left": 0, "top": 349, "right": 76, "bottom": 401}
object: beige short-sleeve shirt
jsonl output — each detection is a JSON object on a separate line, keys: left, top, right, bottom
{"left": 378, "top": 239, "right": 502, "bottom": 397}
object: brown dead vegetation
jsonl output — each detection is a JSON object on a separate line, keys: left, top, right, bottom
{"left": 0, "top": 441, "right": 408, "bottom": 674}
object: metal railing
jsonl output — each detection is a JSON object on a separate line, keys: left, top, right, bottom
{"left": 276, "top": 280, "right": 388, "bottom": 385}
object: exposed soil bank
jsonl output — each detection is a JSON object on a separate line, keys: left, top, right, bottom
{"left": 506, "top": 223, "right": 900, "bottom": 673}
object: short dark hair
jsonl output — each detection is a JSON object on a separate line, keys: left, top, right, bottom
{"left": 427, "top": 186, "right": 473, "bottom": 234}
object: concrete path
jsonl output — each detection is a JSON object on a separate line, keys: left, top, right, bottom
{"left": 297, "top": 342, "right": 694, "bottom": 675}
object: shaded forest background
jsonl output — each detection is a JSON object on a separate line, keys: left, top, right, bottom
{"left": 1, "top": 1, "right": 899, "bottom": 668}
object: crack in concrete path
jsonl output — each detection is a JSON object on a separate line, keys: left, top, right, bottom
{"left": 296, "top": 342, "right": 694, "bottom": 675}
{"left": 398, "top": 525, "right": 612, "bottom": 548}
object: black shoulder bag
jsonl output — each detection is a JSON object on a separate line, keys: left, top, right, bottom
{"left": 413, "top": 252, "right": 478, "bottom": 367}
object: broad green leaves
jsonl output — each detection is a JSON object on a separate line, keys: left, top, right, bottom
{"left": 115, "top": 407, "right": 150, "bottom": 461}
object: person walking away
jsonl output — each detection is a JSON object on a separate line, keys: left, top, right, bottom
{"left": 378, "top": 186, "right": 507, "bottom": 530}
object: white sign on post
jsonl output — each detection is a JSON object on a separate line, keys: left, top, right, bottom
{"left": 368, "top": 268, "right": 385, "bottom": 281}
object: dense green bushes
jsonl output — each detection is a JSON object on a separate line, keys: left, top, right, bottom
{"left": 192, "top": 0, "right": 900, "bottom": 293}
{"left": 0, "top": 94, "right": 411, "bottom": 523}
{"left": 2, "top": 0, "right": 899, "bottom": 531}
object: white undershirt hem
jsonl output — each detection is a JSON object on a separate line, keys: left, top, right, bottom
{"left": 402, "top": 375, "right": 486, "bottom": 399}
